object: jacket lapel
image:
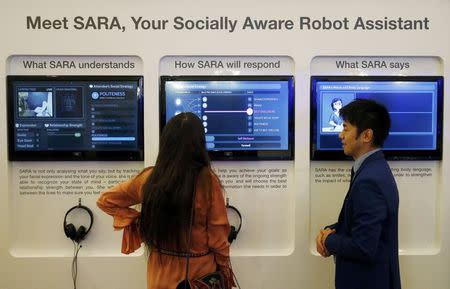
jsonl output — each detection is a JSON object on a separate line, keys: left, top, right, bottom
{"left": 337, "top": 150, "right": 385, "bottom": 230}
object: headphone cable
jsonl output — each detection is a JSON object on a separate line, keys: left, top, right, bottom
{"left": 72, "top": 241, "right": 82, "bottom": 289}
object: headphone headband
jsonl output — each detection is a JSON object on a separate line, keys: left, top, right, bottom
{"left": 63, "top": 199, "right": 94, "bottom": 243}
{"left": 226, "top": 204, "right": 242, "bottom": 234}
{"left": 226, "top": 199, "right": 242, "bottom": 244}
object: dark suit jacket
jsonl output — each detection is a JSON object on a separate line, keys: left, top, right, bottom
{"left": 325, "top": 150, "right": 401, "bottom": 289}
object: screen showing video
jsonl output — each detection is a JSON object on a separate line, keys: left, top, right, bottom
{"left": 160, "top": 76, "right": 294, "bottom": 160}
{"left": 8, "top": 76, "right": 144, "bottom": 161}
{"left": 311, "top": 76, "right": 443, "bottom": 160}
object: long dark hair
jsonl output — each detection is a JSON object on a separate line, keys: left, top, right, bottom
{"left": 139, "top": 112, "right": 210, "bottom": 252}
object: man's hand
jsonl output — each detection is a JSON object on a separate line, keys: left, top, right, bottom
{"left": 316, "top": 228, "right": 336, "bottom": 257}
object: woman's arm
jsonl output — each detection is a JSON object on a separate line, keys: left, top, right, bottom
{"left": 97, "top": 167, "right": 152, "bottom": 253}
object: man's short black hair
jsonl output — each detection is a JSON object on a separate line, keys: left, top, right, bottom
{"left": 340, "top": 99, "right": 391, "bottom": 147}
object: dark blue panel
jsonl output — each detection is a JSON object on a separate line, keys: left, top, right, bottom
{"left": 320, "top": 133, "right": 435, "bottom": 150}
{"left": 206, "top": 113, "right": 248, "bottom": 134}
{"left": 206, "top": 95, "right": 248, "bottom": 111}
{"left": 390, "top": 113, "right": 433, "bottom": 133}
{"left": 357, "top": 93, "right": 433, "bottom": 112}
{"left": 319, "top": 134, "right": 343, "bottom": 149}
{"left": 384, "top": 135, "right": 435, "bottom": 149}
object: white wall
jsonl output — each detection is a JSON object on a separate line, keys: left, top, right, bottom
{"left": 0, "top": 0, "right": 449, "bottom": 289}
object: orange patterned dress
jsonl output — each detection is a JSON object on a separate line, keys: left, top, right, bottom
{"left": 97, "top": 167, "right": 235, "bottom": 289}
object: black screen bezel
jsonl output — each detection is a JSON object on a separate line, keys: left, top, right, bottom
{"left": 7, "top": 75, "right": 144, "bottom": 161}
{"left": 310, "top": 75, "right": 444, "bottom": 161}
{"left": 160, "top": 75, "right": 295, "bottom": 161}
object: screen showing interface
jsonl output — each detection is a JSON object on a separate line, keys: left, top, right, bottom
{"left": 161, "top": 76, "right": 294, "bottom": 160}
{"left": 8, "top": 76, "right": 143, "bottom": 161}
{"left": 311, "top": 77, "right": 443, "bottom": 160}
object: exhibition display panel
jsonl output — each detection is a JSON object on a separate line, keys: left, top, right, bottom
{"left": 310, "top": 76, "right": 444, "bottom": 160}
{"left": 7, "top": 75, "right": 144, "bottom": 161}
{"left": 160, "top": 75, "right": 295, "bottom": 160}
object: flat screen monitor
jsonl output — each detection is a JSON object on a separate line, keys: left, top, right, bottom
{"left": 311, "top": 76, "right": 443, "bottom": 160}
{"left": 7, "top": 75, "right": 144, "bottom": 161}
{"left": 160, "top": 75, "right": 294, "bottom": 160}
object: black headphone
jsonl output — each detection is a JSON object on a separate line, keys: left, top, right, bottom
{"left": 63, "top": 199, "right": 94, "bottom": 243}
{"left": 226, "top": 198, "right": 242, "bottom": 244}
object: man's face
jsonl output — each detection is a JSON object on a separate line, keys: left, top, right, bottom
{"left": 339, "top": 120, "right": 364, "bottom": 159}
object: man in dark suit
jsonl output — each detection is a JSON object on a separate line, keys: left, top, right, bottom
{"left": 316, "top": 99, "right": 401, "bottom": 289}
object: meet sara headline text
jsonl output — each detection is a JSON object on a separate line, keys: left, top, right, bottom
{"left": 26, "top": 16, "right": 431, "bottom": 33}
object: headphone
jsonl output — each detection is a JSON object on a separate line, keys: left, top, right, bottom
{"left": 226, "top": 198, "right": 242, "bottom": 244}
{"left": 63, "top": 199, "right": 94, "bottom": 243}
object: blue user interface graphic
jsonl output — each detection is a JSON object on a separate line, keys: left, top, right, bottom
{"left": 165, "top": 80, "right": 291, "bottom": 151}
{"left": 314, "top": 81, "right": 440, "bottom": 151}
{"left": 12, "top": 80, "right": 141, "bottom": 152}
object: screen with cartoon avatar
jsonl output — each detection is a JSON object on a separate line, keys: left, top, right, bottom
{"left": 311, "top": 76, "right": 443, "bottom": 160}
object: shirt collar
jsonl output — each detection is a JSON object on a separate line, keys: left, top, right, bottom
{"left": 353, "top": 148, "right": 381, "bottom": 173}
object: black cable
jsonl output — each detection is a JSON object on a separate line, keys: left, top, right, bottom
{"left": 72, "top": 242, "right": 76, "bottom": 289}
{"left": 72, "top": 241, "right": 82, "bottom": 289}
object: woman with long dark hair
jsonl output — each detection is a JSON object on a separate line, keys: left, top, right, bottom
{"left": 97, "top": 112, "right": 234, "bottom": 289}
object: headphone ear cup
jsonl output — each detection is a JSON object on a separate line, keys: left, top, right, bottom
{"left": 228, "top": 226, "right": 237, "bottom": 243}
{"left": 64, "top": 223, "right": 76, "bottom": 240}
{"left": 75, "top": 225, "right": 87, "bottom": 243}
